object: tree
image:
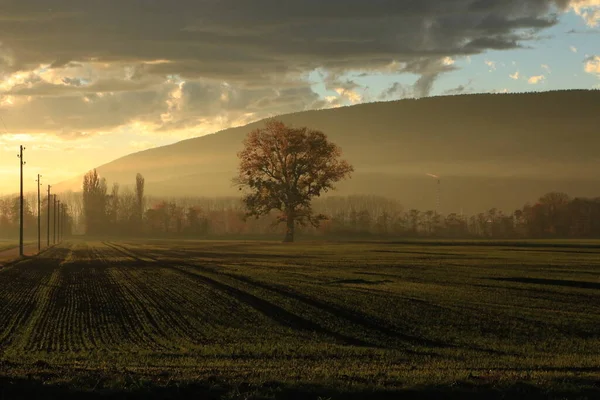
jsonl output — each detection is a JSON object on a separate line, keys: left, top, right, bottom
{"left": 186, "top": 206, "right": 209, "bottom": 236}
{"left": 108, "top": 183, "right": 120, "bottom": 228}
{"left": 135, "top": 173, "right": 145, "bottom": 231}
{"left": 82, "top": 169, "right": 107, "bottom": 235}
{"left": 236, "top": 119, "right": 353, "bottom": 242}
{"left": 538, "top": 192, "right": 570, "bottom": 236}
{"left": 445, "top": 213, "right": 467, "bottom": 237}
{"left": 407, "top": 209, "right": 421, "bottom": 234}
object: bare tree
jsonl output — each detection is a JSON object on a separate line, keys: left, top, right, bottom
{"left": 135, "top": 173, "right": 145, "bottom": 231}
{"left": 82, "top": 169, "right": 107, "bottom": 235}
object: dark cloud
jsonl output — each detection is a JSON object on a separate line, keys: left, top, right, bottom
{"left": 443, "top": 79, "right": 475, "bottom": 96}
{"left": 414, "top": 75, "right": 439, "bottom": 98}
{"left": 0, "top": 89, "right": 170, "bottom": 135}
{"left": 0, "top": 1, "right": 570, "bottom": 74}
{"left": 0, "top": 0, "right": 585, "bottom": 134}
{"left": 6, "top": 78, "right": 163, "bottom": 97}
{"left": 61, "top": 77, "right": 85, "bottom": 86}
{"left": 379, "top": 82, "right": 411, "bottom": 100}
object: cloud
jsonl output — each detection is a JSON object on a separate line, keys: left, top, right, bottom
{"left": 442, "top": 57, "right": 455, "bottom": 66}
{"left": 528, "top": 75, "right": 546, "bottom": 84}
{"left": 334, "top": 87, "right": 362, "bottom": 104}
{"left": 0, "top": 0, "right": 594, "bottom": 138}
{"left": 570, "top": 45, "right": 578, "bottom": 52}
{"left": 584, "top": 55, "right": 600, "bottom": 74}
{"left": 379, "top": 82, "right": 411, "bottom": 100}
{"left": 443, "top": 80, "right": 474, "bottom": 96}
{"left": 569, "top": 0, "right": 600, "bottom": 27}
{"left": 485, "top": 60, "right": 497, "bottom": 71}
{"left": 509, "top": 71, "right": 520, "bottom": 80}
{"left": 414, "top": 75, "right": 438, "bottom": 98}
{"left": 541, "top": 64, "right": 552, "bottom": 74}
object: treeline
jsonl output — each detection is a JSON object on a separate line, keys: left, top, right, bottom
{"left": 7, "top": 170, "right": 598, "bottom": 240}
{"left": 0, "top": 194, "right": 73, "bottom": 239}
{"left": 74, "top": 173, "right": 600, "bottom": 239}
{"left": 310, "top": 192, "right": 600, "bottom": 239}
{"left": 82, "top": 170, "right": 145, "bottom": 235}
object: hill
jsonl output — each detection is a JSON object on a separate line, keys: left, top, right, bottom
{"left": 55, "top": 90, "right": 600, "bottom": 214}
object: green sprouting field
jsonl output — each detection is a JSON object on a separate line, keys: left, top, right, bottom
{"left": 0, "top": 239, "right": 598, "bottom": 399}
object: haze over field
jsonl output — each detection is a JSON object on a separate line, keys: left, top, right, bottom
{"left": 55, "top": 90, "right": 600, "bottom": 214}
{"left": 0, "top": 1, "right": 599, "bottom": 200}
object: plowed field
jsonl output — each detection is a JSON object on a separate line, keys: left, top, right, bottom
{"left": 0, "top": 240, "right": 598, "bottom": 399}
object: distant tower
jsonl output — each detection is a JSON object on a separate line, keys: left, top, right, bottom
{"left": 427, "top": 173, "right": 441, "bottom": 213}
{"left": 436, "top": 178, "right": 441, "bottom": 213}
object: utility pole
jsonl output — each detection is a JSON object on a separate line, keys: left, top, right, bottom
{"left": 47, "top": 185, "right": 51, "bottom": 247}
{"left": 17, "top": 145, "right": 26, "bottom": 256}
{"left": 64, "top": 205, "right": 68, "bottom": 239}
{"left": 63, "top": 204, "right": 67, "bottom": 240}
{"left": 36, "top": 174, "right": 42, "bottom": 252}
{"left": 57, "top": 200, "right": 61, "bottom": 243}
{"left": 53, "top": 195, "right": 57, "bottom": 245}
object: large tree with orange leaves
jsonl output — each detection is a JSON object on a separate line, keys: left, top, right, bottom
{"left": 236, "top": 120, "right": 353, "bottom": 242}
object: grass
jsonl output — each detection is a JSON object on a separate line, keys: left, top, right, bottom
{"left": 0, "top": 239, "right": 25, "bottom": 253}
{"left": 0, "top": 239, "right": 598, "bottom": 399}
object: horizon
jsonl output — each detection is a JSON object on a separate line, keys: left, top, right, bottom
{"left": 0, "top": 88, "right": 598, "bottom": 199}
{"left": 0, "top": 88, "right": 598, "bottom": 208}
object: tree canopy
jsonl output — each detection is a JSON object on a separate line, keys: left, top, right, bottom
{"left": 236, "top": 120, "right": 353, "bottom": 242}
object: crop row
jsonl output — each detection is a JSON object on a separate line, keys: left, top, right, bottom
{"left": 1, "top": 241, "right": 301, "bottom": 354}
{"left": 104, "top": 242, "right": 405, "bottom": 349}
{"left": 0, "top": 250, "right": 60, "bottom": 347}
{"left": 102, "top": 243, "right": 284, "bottom": 347}
{"left": 23, "top": 244, "right": 159, "bottom": 351}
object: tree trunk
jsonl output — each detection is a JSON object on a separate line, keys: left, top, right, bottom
{"left": 283, "top": 213, "right": 295, "bottom": 242}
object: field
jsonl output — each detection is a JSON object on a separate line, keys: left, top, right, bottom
{"left": 0, "top": 239, "right": 598, "bottom": 399}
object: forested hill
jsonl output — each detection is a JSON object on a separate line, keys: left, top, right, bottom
{"left": 55, "top": 90, "right": 600, "bottom": 214}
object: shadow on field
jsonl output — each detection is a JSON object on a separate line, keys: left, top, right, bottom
{"left": 493, "top": 277, "right": 600, "bottom": 290}
{"left": 327, "top": 278, "right": 394, "bottom": 285}
{"left": 175, "top": 251, "right": 318, "bottom": 260}
{"left": 0, "top": 375, "right": 599, "bottom": 400}
{"left": 371, "top": 249, "right": 462, "bottom": 257}
{"left": 370, "top": 240, "right": 600, "bottom": 250}
{"left": 104, "top": 241, "right": 511, "bottom": 356}
{"left": 120, "top": 247, "right": 318, "bottom": 261}
{"left": 500, "top": 248, "right": 600, "bottom": 255}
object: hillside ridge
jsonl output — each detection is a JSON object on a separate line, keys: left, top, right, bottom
{"left": 55, "top": 90, "right": 600, "bottom": 214}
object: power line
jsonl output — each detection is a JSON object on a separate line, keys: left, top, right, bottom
{"left": 0, "top": 114, "right": 9, "bottom": 135}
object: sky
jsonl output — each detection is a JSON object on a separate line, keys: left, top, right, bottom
{"left": 0, "top": 0, "right": 599, "bottom": 195}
